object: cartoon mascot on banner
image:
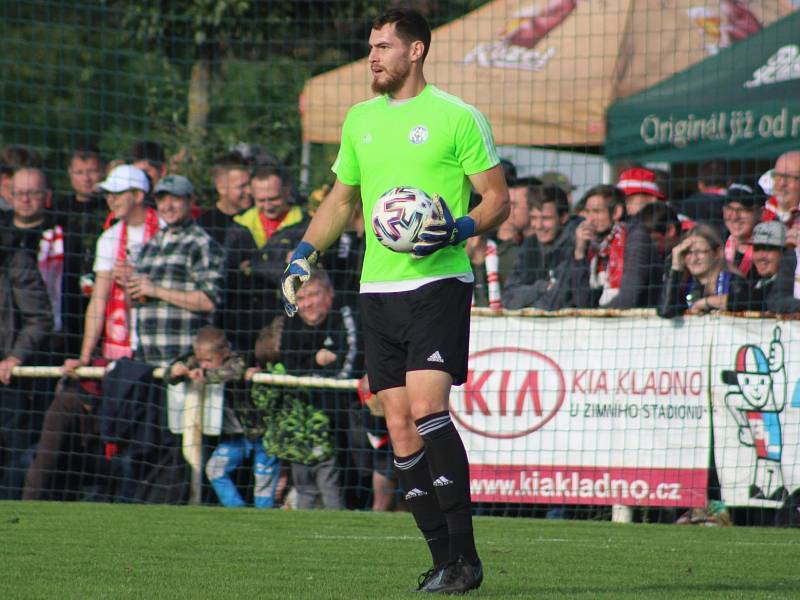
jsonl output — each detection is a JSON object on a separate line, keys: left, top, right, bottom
{"left": 721, "top": 326, "right": 787, "bottom": 502}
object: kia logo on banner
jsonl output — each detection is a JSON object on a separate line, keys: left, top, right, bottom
{"left": 451, "top": 347, "right": 566, "bottom": 439}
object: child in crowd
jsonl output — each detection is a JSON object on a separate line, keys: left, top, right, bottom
{"left": 168, "top": 326, "right": 279, "bottom": 508}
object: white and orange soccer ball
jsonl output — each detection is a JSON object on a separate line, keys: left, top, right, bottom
{"left": 371, "top": 186, "right": 436, "bottom": 253}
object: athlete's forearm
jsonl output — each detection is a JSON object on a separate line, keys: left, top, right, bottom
{"left": 466, "top": 165, "right": 510, "bottom": 236}
{"left": 302, "top": 180, "right": 359, "bottom": 252}
{"left": 468, "top": 188, "right": 510, "bottom": 235}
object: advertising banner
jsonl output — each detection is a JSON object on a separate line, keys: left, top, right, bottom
{"left": 457, "top": 314, "right": 800, "bottom": 508}
{"left": 710, "top": 317, "right": 800, "bottom": 509}
{"left": 455, "top": 316, "right": 712, "bottom": 507}
{"left": 606, "top": 12, "right": 800, "bottom": 162}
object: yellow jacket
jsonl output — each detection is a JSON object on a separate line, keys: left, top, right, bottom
{"left": 233, "top": 205, "right": 306, "bottom": 248}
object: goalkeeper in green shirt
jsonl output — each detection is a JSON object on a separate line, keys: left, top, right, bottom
{"left": 282, "top": 7, "right": 508, "bottom": 594}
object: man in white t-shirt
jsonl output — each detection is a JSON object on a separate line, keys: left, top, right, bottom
{"left": 64, "top": 165, "right": 163, "bottom": 374}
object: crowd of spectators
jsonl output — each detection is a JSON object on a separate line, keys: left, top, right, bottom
{"left": 0, "top": 142, "right": 388, "bottom": 509}
{"left": 474, "top": 150, "right": 800, "bottom": 318}
{"left": 2, "top": 140, "right": 800, "bottom": 508}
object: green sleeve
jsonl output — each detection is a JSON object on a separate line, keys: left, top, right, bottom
{"left": 453, "top": 106, "right": 499, "bottom": 176}
{"left": 331, "top": 110, "right": 361, "bottom": 186}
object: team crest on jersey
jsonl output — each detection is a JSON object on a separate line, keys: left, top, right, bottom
{"left": 361, "top": 133, "right": 373, "bottom": 144}
{"left": 409, "top": 125, "right": 428, "bottom": 145}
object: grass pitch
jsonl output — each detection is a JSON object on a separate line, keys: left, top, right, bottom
{"left": 0, "top": 502, "right": 797, "bottom": 599}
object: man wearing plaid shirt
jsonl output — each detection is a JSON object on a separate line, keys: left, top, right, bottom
{"left": 128, "top": 175, "right": 225, "bottom": 367}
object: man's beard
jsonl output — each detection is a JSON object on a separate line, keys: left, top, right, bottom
{"left": 371, "top": 60, "right": 411, "bottom": 95}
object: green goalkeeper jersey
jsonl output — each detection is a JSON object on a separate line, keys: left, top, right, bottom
{"left": 332, "top": 84, "right": 499, "bottom": 290}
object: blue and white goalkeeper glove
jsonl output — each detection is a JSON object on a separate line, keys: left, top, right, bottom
{"left": 411, "top": 194, "right": 475, "bottom": 258}
{"left": 281, "top": 241, "right": 319, "bottom": 317}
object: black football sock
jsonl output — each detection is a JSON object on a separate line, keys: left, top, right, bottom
{"left": 416, "top": 411, "right": 479, "bottom": 565}
{"left": 394, "top": 448, "right": 450, "bottom": 567}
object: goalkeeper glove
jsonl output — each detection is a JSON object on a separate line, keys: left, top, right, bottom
{"left": 281, "top": 241, "right": 319, "bottom": 317}
{"left": 411, "top": 194, "right": 475, "bottom": 258}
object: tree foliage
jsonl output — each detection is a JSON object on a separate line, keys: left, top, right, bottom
{"left": 1, "top": 0, "right": 490, "bottom": 199}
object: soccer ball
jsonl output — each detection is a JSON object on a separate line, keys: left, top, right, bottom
{"left": 371, "top": 186, "right": 435, "bottom": 253}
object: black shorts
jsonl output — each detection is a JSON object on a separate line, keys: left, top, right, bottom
{"left": 360, "top": 278, "right": 472, "bottom": 394}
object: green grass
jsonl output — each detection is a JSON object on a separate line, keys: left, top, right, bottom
{"left": 0, "top": 502, "right": 797, "bottom": 599}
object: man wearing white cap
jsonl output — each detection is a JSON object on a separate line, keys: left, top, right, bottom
{"left": 63, "top": 164, "right": 163, "bottom": 374}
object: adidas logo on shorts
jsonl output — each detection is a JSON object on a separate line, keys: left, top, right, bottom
{"left": 427, "top": 350, "right": 444, "bottom": 363}
{"left": 433, "top": 475, "right": 453, "bottom": 487}
{"left": 405, "top": 488, "right": 428, "bottom": 500}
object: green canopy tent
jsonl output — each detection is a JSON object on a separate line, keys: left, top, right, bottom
{"left": 605, "top": 11, "right": 800, "bottom": 163}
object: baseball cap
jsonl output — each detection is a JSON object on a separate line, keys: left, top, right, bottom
{"left": 539, "top": 171, "right": 576, "bottom": 194}
{"left": 721, "top": 345, "right": 770, "bottom": 384}
{"left": 616, "top": 167, "right": 665, "bottom": 199}
{"left": 98, "top": 164, "right": 150, "bottom": 194}
{"left": 155, "top": 174, "right": 194, "bottom": 198}
{"left": 723, "top": 183, "right": 766, "bottom": 210}
{"left": 735, "top": 345, "right": 770, "bottom": 373}
{"left": 750, "top": 221, "right": 786, "bottom": 248}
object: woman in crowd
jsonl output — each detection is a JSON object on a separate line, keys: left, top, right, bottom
{"left": 658, "top": 224, "right": 751, "bottom": 318}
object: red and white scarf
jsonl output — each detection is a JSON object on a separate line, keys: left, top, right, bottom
{"left": 470, "top": 239, "right": 503, "bottom": 310}
{"left": 588, "top": 223, "right": 626, "bottom": 306}
{"left": 485, "top": 239, "right": 502, "bottom": 310}
{"left": 37, "top": 224, "right": 64, "bottom": 331}
{"left": 102, "top": 208, "right": 160, "bottom": 359}
{"left": 724, "top": 235, "right": 753, "bottom": 276}
{"left": 762, "top": 196, "right": 800, "bottom": 228}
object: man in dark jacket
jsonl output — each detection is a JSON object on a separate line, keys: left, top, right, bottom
{"left": 567, "top": 185, "right": 660, "bottom": 309}
{"left": 197, "top": 151, "right": 258, "bottom": 354}
{"left": 8, "top": 167, "right": 65, "bottom": 363}
{"left": 260, "top": 267, "right": 359, "bottom": 510}
{"left": 744, "top": 222, "right": 800, "bottom": 313}
{"left": 55, "top": 146, "right": 109, "bottom": 358}
{"left": 503, "top": 185, "right": 576, "bottom": 309}
{"left": 0, "top": 229, "right": 52, "bottom": 498}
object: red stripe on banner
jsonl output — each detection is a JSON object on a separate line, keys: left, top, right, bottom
{"left": 469, "top": 464, "right": 707, "bottom": 507}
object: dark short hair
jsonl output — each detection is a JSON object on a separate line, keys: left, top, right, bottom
{"left": 69, "top": 144, "right": 104, "bottom": 167}
{"left": 637, "top": 202, "right": 680, "bottom": 235}
{"left": 373, "top": 8, "right": 432, "bottom": 62}
{"left": 698, "top": 160, "right": 729, "bottom": 188}
{"left": 499, "top": 158, "right": 518, "bottom": 187}
{"left": 580, "top": 184, "right": 626, "bottom": 217}
{"left": 530, "top": 184, "right": 570, "bottom": 217}
{"left": 1, "top": 145, "right": 42, "bottom": 176}
{"left": 127, "top": 140, "right": 165, "bottom": 167}
{"left": 212, "top": 150, "right": 251, "bottom": 175}
{"left": 252, "top": 163, "right": 291, "bottom": 186}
